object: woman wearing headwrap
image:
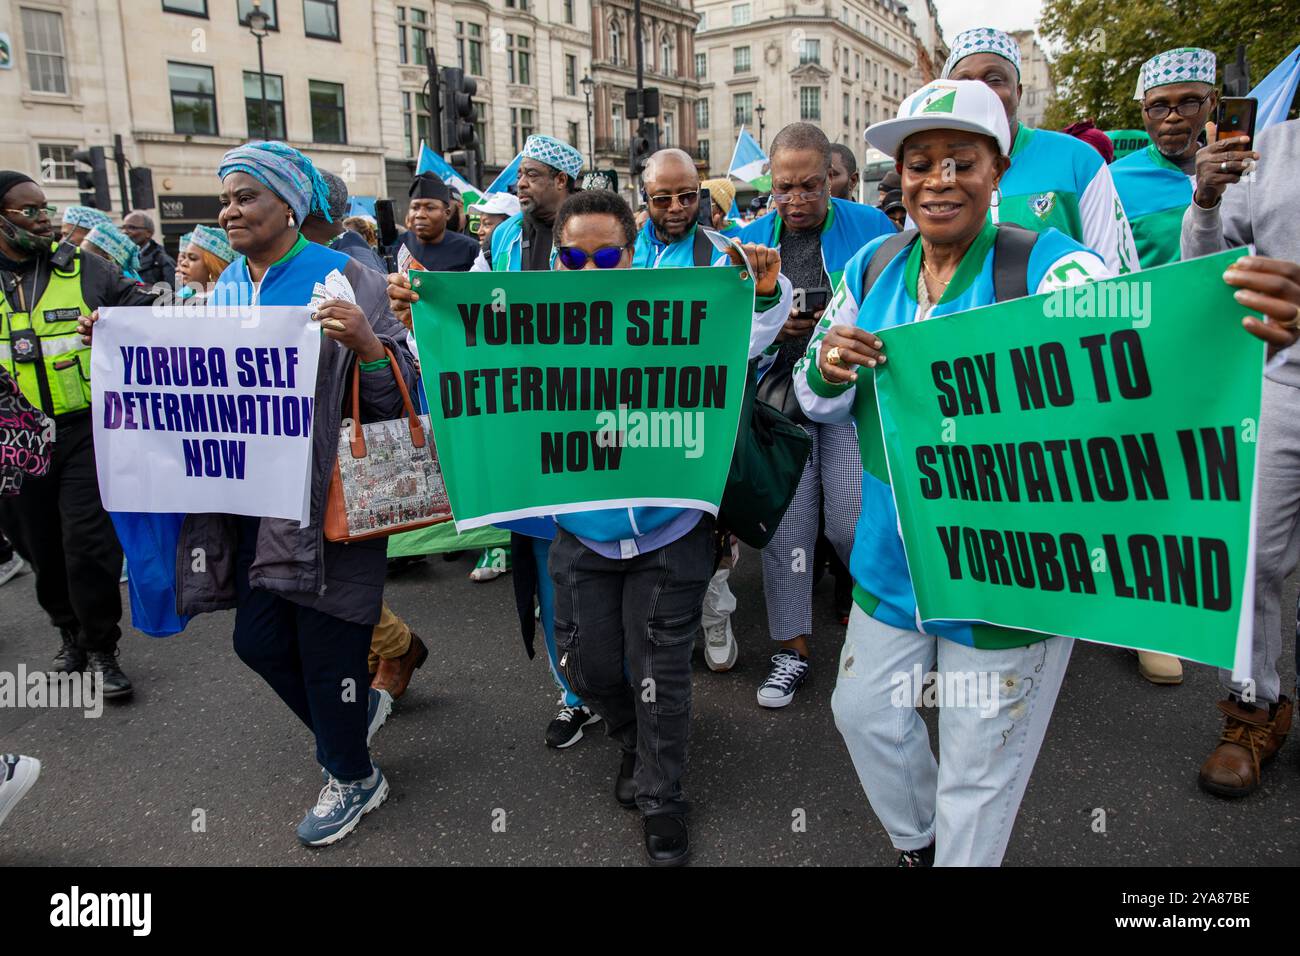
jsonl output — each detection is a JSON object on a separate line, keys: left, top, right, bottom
{"left": 80, "top": 141, "right": 417, "bottom": 847}
{"left": 59, "top": 205, "right": 112, "bottom": 246}
{"left": 81, "top": 223, "right": 143, "bottom": 282}
{"left": 175, "top": 225, "right": 235, "bottom": 303}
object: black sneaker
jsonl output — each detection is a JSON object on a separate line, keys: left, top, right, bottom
{"left": 52, "top": 631, "right": 86, "bottom": 674}
{"left": 615, "top": 750, "right": 637, "bottom": 809}
{"left": 756, "top": 649, "right": 809, "bottom": 708}
{"left": 897, "top": 843, "right": 935, "bottom": 867}
{"left": 644, "top": 814, "right": 690, "bottom": 867}
{"left": 85, "top": 648, "right": 133, "bottom": 699}
{"left": 545, "top": 703, "right": 601, "bottom": 749}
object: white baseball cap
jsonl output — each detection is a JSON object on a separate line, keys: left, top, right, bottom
{"left": 467, "top": 192, "right": 522, "bottom": 218}
{"left": 864, "top": 80, "right": 1011, "bottom": 158}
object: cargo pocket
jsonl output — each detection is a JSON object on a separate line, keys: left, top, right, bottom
{"left": 552, "top": 618, "right": 583, "bottom": 693}
{"left": 51, "top": 354, "right": 90, "bottom": 413}
{"left": 644, "top": 610, "right": 697, "bottom": 715}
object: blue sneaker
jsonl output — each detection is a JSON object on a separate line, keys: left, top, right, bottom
{"left": 296, "top": 767, "right": 389, "bottom": 846}
{"left": 367, "top": 688, "right": 392, "bottom": 745}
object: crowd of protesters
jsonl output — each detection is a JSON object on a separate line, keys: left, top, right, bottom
{"left": 2, "top": 27, "right": 1300, "bottom": 867}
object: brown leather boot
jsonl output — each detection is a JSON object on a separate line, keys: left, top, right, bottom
{"left": 1198, "top": 695, "right": 1292, "bottom": 798}
{"left": 370, "top": 631, "right": 429, "bottom": 701}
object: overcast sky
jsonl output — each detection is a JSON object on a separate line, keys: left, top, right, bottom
{"left": 932, "top": 0, "right": 1044, "bottom": 39}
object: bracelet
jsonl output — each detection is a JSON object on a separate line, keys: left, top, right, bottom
{"left": 359, "top": 357, "right": 391, "bottom": 372}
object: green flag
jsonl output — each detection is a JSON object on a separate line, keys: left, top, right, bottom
{"left": 410, "top": 267, "right": 756, "bottom": 530}
{"left": 868, "top": 249, "right": 1261, "bottom": 671}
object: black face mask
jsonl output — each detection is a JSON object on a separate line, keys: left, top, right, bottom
{"left": 0, "top": 216, "right": 50, "bottom": 256}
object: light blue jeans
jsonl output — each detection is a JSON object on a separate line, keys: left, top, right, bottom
{"left": 831, "top": 605, "right": 1072, "bottom": 866}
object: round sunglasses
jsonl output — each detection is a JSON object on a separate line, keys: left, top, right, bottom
{"left": 557, "top": 244, "right": 628, "bottom": 270}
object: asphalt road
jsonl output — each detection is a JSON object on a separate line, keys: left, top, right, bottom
{"left": 2, "top": 550, "right": 1297, "bottom": 866}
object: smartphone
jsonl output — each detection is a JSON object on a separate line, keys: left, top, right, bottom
{"left": 1216, "top": 97, "right": 1257, "bottom": 143}
{"left": 797, "top": 287, "right": 830, "bottom": 314}
{"left": 697, "top": 187, "right": 713, "bottom": 226}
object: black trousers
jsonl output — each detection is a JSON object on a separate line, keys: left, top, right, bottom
{"left": 0, "top": 412, "right": 122, "bottom": 651}
{"left": 549, "top": 517, "right": 715, "bottom": 816}
{"left": 232, "top": 519, "right": 373, "bottom": 782}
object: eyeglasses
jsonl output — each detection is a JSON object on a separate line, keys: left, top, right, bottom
{"left": 4, "top": 204, "right": 56, "bottom": 220}
{"left": 771, "top": 186, "right": 826, "bottom": 204}
{"left": 647, "top": 190, "right": 699, "bottom": 209}
{"left": 1142, "top": 95, "right": 1212, "bottom": 120}
{"left": 557, "top": 245, "right": 627, "bottom": 269}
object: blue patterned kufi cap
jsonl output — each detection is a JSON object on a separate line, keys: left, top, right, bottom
{"left": 62, "top": 205, "right": 112, "bottom": 231}
{"left": 188, "top": 224, "right": 236, "bottom": 264}
{"left": 1134, "top": 47, "right": 1216, "bottom": 100}
{"left": 84, "top": 223, "right": 141, "bottom": 273}
{"left": 941, "top": 27, "right": 1022, "bottom": 79}
{"left": 217, "top": 140, "right": 332, "bottom": 224}
{"left": 521, "top": 134, "right": 584, "bottom": 179}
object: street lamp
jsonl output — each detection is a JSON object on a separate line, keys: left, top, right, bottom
{"left": 755, "top": 101, "right": 766, "bottom": 150}
{"left": 581, "top": 73, "right": 595, "bottom": 169}
{"left": 247, "top": 0, "right": 272, "bottom": 140}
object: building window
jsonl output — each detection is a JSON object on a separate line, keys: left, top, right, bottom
{"left": 697, "top": 139, "right": 710, "bottom": 164}
{"left": 303, "top": 0, "right": 339, "bottom": 41}
{"left": 663, "top": 110, "right": 674, "bottom": 146}
{"left": 169, "top": 62, "right": 218, "bottom": 135}
{"left": 694, "top": 51, "right": 707, "bottom": 80}
{"left": 733, "top": 46, "right": 750, "bottom": 74}
{"left": 21, "top": 8, "right": 68, "bottom": 94}
{"left": 697, "top": 11, "right": 707, "bottom": 31}
{"left": 612, "top": 104, "right": 625, "bottom": 150}
{"left": 855, "top": 53, "right": 861, "bottom": 79}
{"left": 162, "top": 0, "right": 208, "bottom": 15}
{"left": 731, "top": 3, "right": 750, "bottom": 26}
{"left": 609, "top": 18, "right": 624, "bottom": 67}
{"left": 799, "top": 38, "right": 820, "bottom": 65}
{"left": 237, "top": 0, "right": 277, "bottom": 27}
{"left": 567, "top": 121, "right": 580, "bottom": 148}
{"left": 694, "top": 98, "right": 709, "bottom": 129}
{"left": 406, "top": 8, "right": 428, "bottom": 66}
{"left": 799, "top": 86, "right": 820, "bottom": 121}
{"left": 456, "top": 22, "right": 484, "bottom": 76}
{"left": 565, "top": 54, "right": 577, "bottom": 96}
{"left": 564, "top": 0, "right": 574, "bottom": 24}
{"left": 243, "top": 71, "right": 286, "bottom": 139}
{"left": 505, "top": 0, "right": 529, "bottom": 9}
{"left": 510, "top": 107, "right": 535, "bottom": 154}
{"left": 402, "top": 90, "right": 431, "bottom": 157}
{"left": 842, "top": 92, "right": 850, "bottom": 126}
{"left": 733, "top": 91, "right": 752, "bottom": 127}
{"left": 38, "top": 144, "right": 76, "bottom": 182}
{"left": 660, "top": 33, "right": 674, "bottom": 76}
{"left": 507, "top": 35, "right": 532, "bottom": 86}
{"left": 309, "top": 79, "right": 346, "bottom": 143}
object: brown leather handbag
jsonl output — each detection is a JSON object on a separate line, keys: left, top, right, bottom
{"left": 324, "top": 347, "right": 454, "bottom": 542}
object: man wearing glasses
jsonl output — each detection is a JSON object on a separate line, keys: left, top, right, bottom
{"left": 632, "top": 148, "right": 713, "bottom": 268}
{"left": 1112, "top": 48, "right": 1218, "bottom": 270}
{"left": 737, "top": 122, "right": 893, "bottom": 711}
{"left": 0, "top": 171, "right": 155, "bottom": 699}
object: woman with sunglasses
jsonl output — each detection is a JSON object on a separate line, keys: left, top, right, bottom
{"left": 546, "top": 189, "right": 790, "bottom": 866}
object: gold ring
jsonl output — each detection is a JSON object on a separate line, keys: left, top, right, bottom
{"left": 827, "top": 346, "right": 844, "bottom": 367}
{"left": 1281, "top": 305, "right": 1300, "bottom": 331}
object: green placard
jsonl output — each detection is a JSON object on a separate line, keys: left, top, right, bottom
{"left": 869, "top": 249, "right": 1261, "bottom": 669}
{"left": 410, "top": 266, "right": 755, "bottom": 530}
{"left": 1106, "top": 128, "right": 1152, "bottom": 161}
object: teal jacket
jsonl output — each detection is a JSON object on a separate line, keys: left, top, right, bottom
{"left": 737, "top": 197, "right": 894, "bottom": 289}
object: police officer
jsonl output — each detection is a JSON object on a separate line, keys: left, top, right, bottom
{"left": 0, "top": 171, "right": 154, "bottom": 697}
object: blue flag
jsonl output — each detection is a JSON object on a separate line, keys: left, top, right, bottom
{"left": 417, "top": 142, "right": 482, "bottom": 203}
{"left": 486, "top": 152, "right": 522, "bottom": 194}
{"left": 1249, "top": 43, "right": 1300, "bottom": 133}
{"left": 728, "top": 127, "right": 771, "bottom": 192}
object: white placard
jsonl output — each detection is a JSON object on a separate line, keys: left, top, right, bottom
{"left": 92, "top": 306, "right": 321, "bottom": 524}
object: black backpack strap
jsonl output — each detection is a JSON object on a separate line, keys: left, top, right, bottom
{"left": 992, "top": 223, "right": 1038, "bottom": 302}
{"left": 692, "top": 226, "right": 716, "bottom": 267}
{"left": 863, "top": 228, "right": 918, "bottom": 297}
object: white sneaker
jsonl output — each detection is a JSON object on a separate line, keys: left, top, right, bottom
{"left": 757, "top": 650, "right": 809, "bottom": 708}
{"left": 0, "top": 555, "right": 28, "bottom": 588}
{"left": 0, "top": 755, "right": 41, "bottom": 830}
{"left": 703, "top": 617, "right": 738, "bottom": 672}
{"left": 468, "top": 547, "right": 509, "bottom": 582}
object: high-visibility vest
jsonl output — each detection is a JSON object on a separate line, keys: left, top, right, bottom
{"left": 0, "top": 247, "right": 93, "bottom": 417}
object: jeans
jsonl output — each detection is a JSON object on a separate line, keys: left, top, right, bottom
{"left": 549, "top": 517, "right": 715, "bottom": 816}
{"left": 533, "top": 536, "right": 581, "bottom": 708}
{"left": 0, "top": 412, "right": 123, "bottom": 651}
{"left": 232, "top": 519, "right": 373, "bottom": 782}
{"left": 831, "top": 605, "right": 1072, "bottom": 866}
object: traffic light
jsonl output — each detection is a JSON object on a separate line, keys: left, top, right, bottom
{"left": 72, "top": 146, "right": 111, "bottom": 211}
{"left": 129, "top": 167, "right": 156, "bottom": 210}
{"left": 440, "top": 67, "right": 479, "bottom": 154}
{"left": 630, "top": 122, "right": 659, "bottom": 179}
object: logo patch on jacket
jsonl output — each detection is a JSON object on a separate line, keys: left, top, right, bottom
{"left": 12, "top": 336, "right": 35, "bottom": 359}
{"left": 43, "top": 308, "right": 82, "bottom": 324}
{"left": 1029, "top": 192, "right": 1056, "bottom": 219}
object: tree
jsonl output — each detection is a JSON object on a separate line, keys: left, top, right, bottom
{"left": 1040, "top": 0, "right": 1300, "bottom": 130}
